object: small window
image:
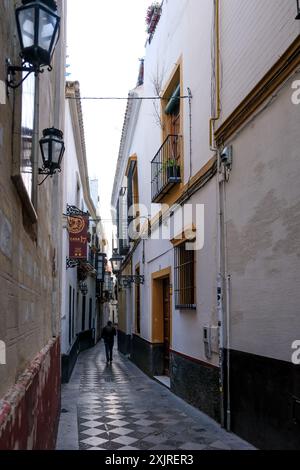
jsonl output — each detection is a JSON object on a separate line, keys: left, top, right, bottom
{"left": 21, "top": 72, "right": 35, "bottom": 200}
{"left": 174, "top": 242, "right": 196, "bottom": 309}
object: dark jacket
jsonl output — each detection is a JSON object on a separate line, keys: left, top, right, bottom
{"left": 101, "top": 325, "right": 116, "bottom": 344}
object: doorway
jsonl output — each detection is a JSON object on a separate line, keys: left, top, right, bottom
{"left": 152, "top": 268, "right": 172, "bottom": 378}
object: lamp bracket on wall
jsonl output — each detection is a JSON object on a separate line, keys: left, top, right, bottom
{"left": 119, "top": 275, "right": 145, "bottom": 285}
{"left": 66, "top": 205, "right": 89, "bottom": 217}
{"left": 6, "top": 58, "right": 48, "bottom": 93}
{"left": 66, "top": 258, "right": 80, "bottom": 269}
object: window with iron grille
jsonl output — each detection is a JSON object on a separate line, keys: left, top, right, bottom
{"left": 174, "top": 242, "right": 196, "bottom": 309}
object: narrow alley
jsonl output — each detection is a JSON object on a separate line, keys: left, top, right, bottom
{"left": 1, "top": 0, "right": 300, "bottom": 455}
{"left": 56, "top": 341, "right": 254, "bottom": 451}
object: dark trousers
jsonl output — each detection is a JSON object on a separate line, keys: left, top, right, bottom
{"left": 104, "top": 342, "right": 114, "bottom": 362}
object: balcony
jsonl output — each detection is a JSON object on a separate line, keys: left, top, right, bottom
{"left": 151, "top": 134, "right": 181, "bottom": 202}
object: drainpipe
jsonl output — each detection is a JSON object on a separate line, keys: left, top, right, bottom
{"left": 217, "top": 153, "right": 225, "bottom": 429}
{"left": 211, "top": 0, "right": 227, "bottom": 429}
{"left": 225, "top": 272, "right": 231, "bottom": 431}
{"left": 209, "top": 0, "right": 221, "bottom": 151}
{"left": 221, "top": 170, "right": 231, "bottom": 431}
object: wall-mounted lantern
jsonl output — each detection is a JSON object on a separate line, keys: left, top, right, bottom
{"left": 96, "top": 252, "right": 106, "bottom": 282}
{"left": 109, "top": 248, "right": 144, "bottom": 286}
{"left": 79, "top": 281, "right": 88, "bottom": 296}
{"left": 6, "top": 0, "right": 61, "bottom": 89}
{"left": 296, "top": 0, "right": 300, "bottom": 19}
{"left": 104, "top": 272, "right": 114, "bottom": 296}
{"left": 110, "top": 249, "right": 124, "bottom": 275}
{"left": 119, "top": 275, "right": 145, "bottom": 286}
{"left": 38, "top": 127, "right": 65, "bottom": 183}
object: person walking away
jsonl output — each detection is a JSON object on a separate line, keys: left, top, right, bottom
{"left": 101, "top": 321, "right": 117, "bottom": 364}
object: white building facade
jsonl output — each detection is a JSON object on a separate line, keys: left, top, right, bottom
{"left": 112, "top": 0, "right": 300, "bottom": 449}
{"left": 112, "top": 0, "right": 220, "bottom": 422}
{"left": 60, "top": 81, "right": 105, "bottom": 382}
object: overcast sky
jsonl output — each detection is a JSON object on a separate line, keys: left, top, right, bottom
{"left": 67, "top": 0, "right": 151, "bottom": 241}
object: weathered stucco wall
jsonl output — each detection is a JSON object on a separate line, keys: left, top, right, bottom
{"left": 224, "top": 73, "right": 300, "bottom": 362}
{"left": 0, "top": 0, "right": 66, "bottom": 448}
{"left": 219, "top": 0, "right": 299, "bottom": 123}
{"left": 0, "top": 338, "right": 60, "bottom": 450}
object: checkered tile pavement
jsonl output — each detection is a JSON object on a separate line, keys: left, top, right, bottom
{"left": 58, "top": 341, "right": 254, "bottom": 451}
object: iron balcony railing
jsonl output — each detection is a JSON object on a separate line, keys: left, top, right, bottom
{"left": 151, "top": 134, "right": 181, "bottom": 202}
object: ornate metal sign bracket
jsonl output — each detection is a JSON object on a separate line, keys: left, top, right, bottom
{"left": 66, "top": 258, "right": 80, "bottom": 269}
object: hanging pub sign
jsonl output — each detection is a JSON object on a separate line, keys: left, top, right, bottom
{"left": 67, "top": 205, "right": 89, "bottom": 260}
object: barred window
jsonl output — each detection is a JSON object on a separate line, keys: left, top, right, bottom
{"left": 174, "top": 242, "right": 196, "bottom": 309}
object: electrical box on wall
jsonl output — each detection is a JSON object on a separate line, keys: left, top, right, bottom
{"left": 203, "top": 326, "right": 212, "bottom": 359}
{"left": 220, "top": 146, "right": 233, "bottom": 168}
{"left": 203, "top": 325, "right": 219, "bottom": 359}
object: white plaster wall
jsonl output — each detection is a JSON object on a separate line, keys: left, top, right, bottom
{"left": 124, "top": 0, "right": 215, "bottom": 215}
{"left": 224, "top": 74, "right": 300, "bottom": 362}
{"left": 131, "top": 177, "right": 218, "bottom": 364}
{"left": 172, "top": 180, "right": 218, "bottom": 363}
{"left": 113, "top": 0, "right": 219, "bottom": 364}
{"left": 61, "top": 101, "right": 96, "bottom": 354}
{"left": 219, "top": 0, "right": 300, "bottom": 123}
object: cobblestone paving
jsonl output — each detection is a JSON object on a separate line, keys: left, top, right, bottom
{"left": 57, "top": 341, "right": 254, "bottom": 451}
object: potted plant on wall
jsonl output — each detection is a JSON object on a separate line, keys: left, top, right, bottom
{"left": 164, "top": 159, "right": 181, "bottom": 182}
{"left": 146, "top": 2, "right": 162, "bottom": 38}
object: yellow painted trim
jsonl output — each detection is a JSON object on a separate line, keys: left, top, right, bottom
{"left": 185, "top": 156, "right": 217, "bottom": 191}
{"left": 150, "top": 156, "right": 217, "bottom": 230}
{"left": 152, "top": 267, "right": 171, "bottom": 280}
{"left": 215, "top": 35, "right": 300, "bottom": 146}
{"left": 161, "top": 56, "right": 183, "bottom": 103}
{"left": 170, "top": 224, "right": 196, "bottom": 247}
{"left": 125, "top": 154, "right": 137, "bottom": 177}
{"left": 123, "top": 156, "right": 216, "bottom": 254}
{"left": 155, "top": 56, "right": 185, "bottom": 205}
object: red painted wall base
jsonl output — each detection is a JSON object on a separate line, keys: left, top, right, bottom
{"left": 0, "top": 338, "right": 61, "bottom": 450}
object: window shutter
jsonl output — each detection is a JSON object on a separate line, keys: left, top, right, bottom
{"left": 164, "top": 84, "right": 180, "bottom": 115}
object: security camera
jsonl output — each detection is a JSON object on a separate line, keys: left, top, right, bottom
{"left": 220, "top": 146, "right": 232, "bottom": 167}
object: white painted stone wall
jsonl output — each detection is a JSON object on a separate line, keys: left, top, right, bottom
{"left": 61, "top": 100, "right": 97, "bottom": 355}
{"left": 224, "top": 73, "right": 300, "bottom": 362}
{"left": 219, "top": 0, "right": 300, "bottom": 123}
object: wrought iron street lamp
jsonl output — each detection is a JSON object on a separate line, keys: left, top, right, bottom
{"left": 79, "top": 281, "right": 88, "bottom": 296}
{"left": 110, "top": 249, "right": 124, "bottom": 275}
{"left": 39, "top": 127, "right": 65, "bottom": 182}
{"left": 109, "top": 249, "right": 144, "bottom": 286}
{"left": 6, "top": 0, "right": 61, "bottom": 89}
{"left": 119, "top": 275, "right": 145, "bottom": 286}
{"left": 96, "top": 252, "right": 106, "bottom": 282}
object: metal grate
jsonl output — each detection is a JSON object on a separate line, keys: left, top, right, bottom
{"left": 174, "top": 242, "right": 196, "bottom": 310}
{"left": 151, "top": 134, "right": 181, "bottom": 202}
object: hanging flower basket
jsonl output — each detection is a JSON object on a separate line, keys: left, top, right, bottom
{"left": 146, "top": 2, "right": 162, "bottom": 36}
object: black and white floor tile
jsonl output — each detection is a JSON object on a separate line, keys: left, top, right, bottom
{"left": 68, "top": 341, "right": 255, "bottom": 451}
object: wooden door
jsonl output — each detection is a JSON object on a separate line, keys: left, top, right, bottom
{"left": 162, "top": 278, "right": 170, "bottom": 376}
